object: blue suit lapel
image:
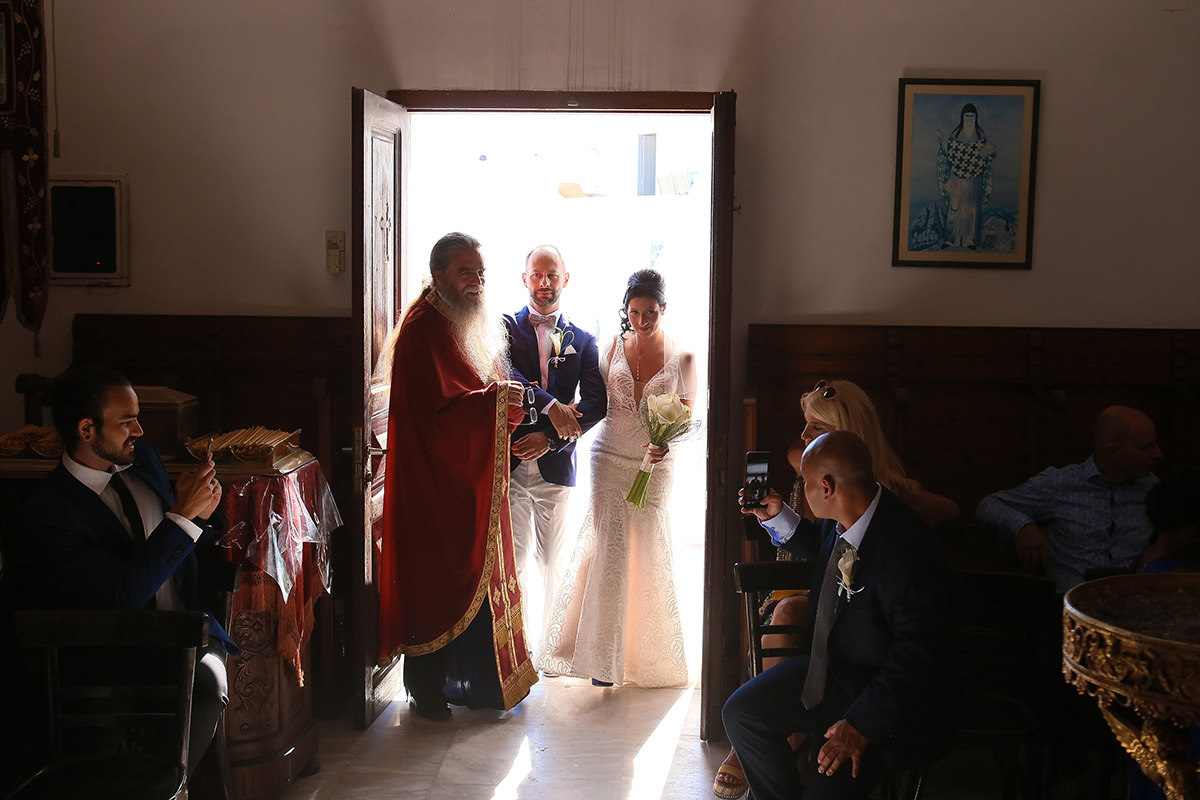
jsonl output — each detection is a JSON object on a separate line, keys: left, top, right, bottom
{"left": 53, "top": 465, "right": 136, "bottom": 550}
{"left": 131, "top": 451, "right": 174, "bottom": 510}
{"left": 829, "top": 492, "right": 893, "bottom": 626}
{"left": 547, "top": 315, "right": 582, "bottom": 397}
{"left": 545, "top": 314, "right": 568, "bottom": 395}
{"left": 511, "top": 307, "right": 542, "bottom": 377}
{"left": 819, "top": 527, "right": 852, "bottom": 626}
{"left": 129, "top": 444, "right": 193, "bottom": 604}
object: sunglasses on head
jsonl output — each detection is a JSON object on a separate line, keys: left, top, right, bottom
{"left": 812, "top": 380, "right": 838, "bottom": 399}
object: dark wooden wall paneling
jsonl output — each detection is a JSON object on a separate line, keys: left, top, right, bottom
{"left": 72, "top": 314, "right": 357, "bottom": 472}
{"left": 746, "top": 325, "right": 1200, "bottom": 528}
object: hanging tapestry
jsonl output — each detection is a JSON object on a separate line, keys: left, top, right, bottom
{"left": 0, "top": 0, "right": 47, "bottom": 347}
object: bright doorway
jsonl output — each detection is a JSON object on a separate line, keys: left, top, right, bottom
{"left": 406, "top": 111, "right": 714, "bottom": 681}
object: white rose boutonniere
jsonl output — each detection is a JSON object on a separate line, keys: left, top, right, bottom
{"left": 838, "top": 545, "right": 863, "bottom": 602}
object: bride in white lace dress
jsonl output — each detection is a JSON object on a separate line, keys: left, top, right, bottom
{"left": 538, "top": 269, "right": 698, "bottom": 688}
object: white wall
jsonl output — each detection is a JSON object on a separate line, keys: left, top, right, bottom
{"left": 2, "top": 0, "right": 1197, "bottom": 427}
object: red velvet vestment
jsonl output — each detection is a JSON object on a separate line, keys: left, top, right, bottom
{"left": 378, "top": 288, "right": 537, "bottom": 709}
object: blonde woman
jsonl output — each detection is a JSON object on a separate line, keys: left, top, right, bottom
{"left": 798, "top": 380, "right": 959, "bottom": 525}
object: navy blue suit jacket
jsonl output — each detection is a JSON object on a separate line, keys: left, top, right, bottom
{"left": 504, "top": 308, "right": 606, "bottom": 487}
{"left": 781, "top": 489, "right": 951, "bottom": 757}
{"left": 22, "top": 441, "right": 237, "bottom": 652}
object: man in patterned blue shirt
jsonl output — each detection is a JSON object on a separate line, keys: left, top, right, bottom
{"left": 977, "top": 406, "right": 1162, "bottom": 593}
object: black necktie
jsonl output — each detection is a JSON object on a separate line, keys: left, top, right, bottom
{"left": 110, "top": 473, "right": 146, "bottom": 542}
{"left": 801, "top": 536, "right": 850, "bottom": 709}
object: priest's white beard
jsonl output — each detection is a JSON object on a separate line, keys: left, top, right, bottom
{"left": 438, "top": 285, "right": 511, "bottom": 384}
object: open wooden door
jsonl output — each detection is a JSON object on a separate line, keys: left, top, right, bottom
{"left": 700, "top": 90, "right": 737, "bottom": 740}
{"left": 350, "top": 87, "right": 409, "bottom": 730}
{"left": 350, "top": 89, "right": 737, "bottom": 739}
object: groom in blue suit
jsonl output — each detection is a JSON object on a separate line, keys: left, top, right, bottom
{"left": 726, "top": 431, "right": 951, "bottom": 800}
{"left": 503, "top": 246, "right": 606, "bottom": 628}
{"left": 21, "top": 365, "right": 237, "bottom": 774}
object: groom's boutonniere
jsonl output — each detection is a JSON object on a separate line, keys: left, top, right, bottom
{"left": 548, "top": 327, "right": 575, "bottom": 368}
{"left": 838, "top": 545, "right": 863, "bottom": 602}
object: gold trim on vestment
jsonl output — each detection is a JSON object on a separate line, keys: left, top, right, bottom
{"left": 488, "top": 378, "right": 538, "bottom": 708}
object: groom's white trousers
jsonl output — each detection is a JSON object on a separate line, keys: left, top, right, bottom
{"left": 509, "top": 459, "right": 572, "bottom": 632}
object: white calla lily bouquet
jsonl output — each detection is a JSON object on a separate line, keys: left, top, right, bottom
{"left": 625, "top": 392, "right": 701, "bottom": 508}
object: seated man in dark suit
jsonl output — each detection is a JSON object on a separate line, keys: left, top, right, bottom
{"left": 21, "top": 365, "right": 238, "bottom": 774}
{"left": 725, "top": 430, "right": 950, "bottom": 800}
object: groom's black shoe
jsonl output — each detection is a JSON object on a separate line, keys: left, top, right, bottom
{"left": 409, "top": 695, "right": 452, "bottom": 721}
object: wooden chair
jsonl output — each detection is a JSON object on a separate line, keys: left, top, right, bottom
{"left": 7, "top": 610, "right": 205, "bottom": 800}
{"left": 733, "top": 560, "right": 813, "bottom": 678}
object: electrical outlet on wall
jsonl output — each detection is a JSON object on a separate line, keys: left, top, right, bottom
{"left": 326, "top": 230, "right": 346, "bottom": 273}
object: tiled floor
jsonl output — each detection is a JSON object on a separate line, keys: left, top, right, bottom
{"left": 275, "top": 677, "right": 1029, "bottom": 800}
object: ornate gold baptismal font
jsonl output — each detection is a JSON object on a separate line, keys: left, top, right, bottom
{"left": 1063, "top": 573, "right": 1200, "bottom": 800}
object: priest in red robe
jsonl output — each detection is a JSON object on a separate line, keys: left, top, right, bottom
{"left": 379, "top": 231, "right": 538, "bottom": 720}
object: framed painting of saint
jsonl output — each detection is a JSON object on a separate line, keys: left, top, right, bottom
{"left": 892, "top": 78, "right": 1041, "bottom": 269}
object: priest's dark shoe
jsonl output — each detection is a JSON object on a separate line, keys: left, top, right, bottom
{"left": 409, "top": 695, "right": 452, "bottom": 721}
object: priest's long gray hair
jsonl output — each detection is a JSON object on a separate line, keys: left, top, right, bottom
{"left": 430, "top": 231, "right": 482, "bottom": 276}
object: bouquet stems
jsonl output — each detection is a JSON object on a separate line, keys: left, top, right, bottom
{"left": 625, "top": 452, "right": 655, "bottom": 509}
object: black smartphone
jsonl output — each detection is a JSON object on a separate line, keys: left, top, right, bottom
{"left": 743, "top": 451, "right": 770, "bottom": 508}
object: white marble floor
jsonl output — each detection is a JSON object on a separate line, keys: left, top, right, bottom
{"left": 275, "top": 676, "right": 1031, "bottom": 800}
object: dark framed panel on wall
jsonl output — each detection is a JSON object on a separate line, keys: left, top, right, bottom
{"left": 49, "top": 175, "right": 130, "bottom": 286}
{"left": 0, "top": 1, "right": 12, "bottom": 115}
{"left": 892, "top": 78, "right": 1040, "bottom": 269}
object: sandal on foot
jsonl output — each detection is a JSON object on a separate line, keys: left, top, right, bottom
{"left": 712, "top": 764, "right": 748, "bottom": 799}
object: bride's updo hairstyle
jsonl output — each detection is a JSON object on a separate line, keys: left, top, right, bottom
{"left": 618, "top": 269, "right": 668, "bottom": 334}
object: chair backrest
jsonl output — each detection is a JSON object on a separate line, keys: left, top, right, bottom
{"left": 734, "top": 560, "right": 814, "bottom": 677}
{"left": 14, "top": 610, "right": 204, "bottom": 774}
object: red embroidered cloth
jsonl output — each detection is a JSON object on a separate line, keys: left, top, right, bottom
{"left": 220, "top": 459, "right": 339, "bottom": 684}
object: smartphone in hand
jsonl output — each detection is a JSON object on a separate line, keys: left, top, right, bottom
{"left": 743, "top": 451, "right": 770, "bottom": 508}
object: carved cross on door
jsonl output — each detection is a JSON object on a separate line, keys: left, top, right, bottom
{"left": 379, "top": 202, "right": 392, "bottom": 265}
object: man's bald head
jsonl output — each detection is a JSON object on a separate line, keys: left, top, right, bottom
{"left": 802, "top": 431, "right": 875, "bottom": 490}
{"left": 1093, "top": 406, "right": 1152, "bottom": 449}
{"left": 1093, "top": 405, "right": 1162, "bottom": 484}
{"left": 800, "top": 431, "right": 877, "bottom": 525}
